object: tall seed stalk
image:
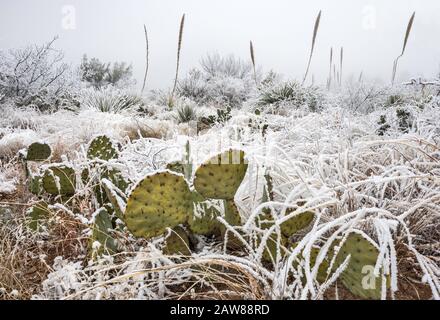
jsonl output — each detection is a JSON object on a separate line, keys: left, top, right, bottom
{"left": 302, "top": 10, "right": 322, "bottom": 85}
{"left": 392, "top": 12, "right": 415, "bottom": 85}
{"left": 327, "top": 47, "right": 333, "bottom": 90}
{"left": 250, "top": 40, "right": 258, "bottom": 86}
{"left": 172, "top": 14, "right": 185, "bottom": 97}
{"left": 141, "top": 24, "right": 149, "bottom": 93}
{"left": 339, "top": 47, "right": 344, "bottom": 86}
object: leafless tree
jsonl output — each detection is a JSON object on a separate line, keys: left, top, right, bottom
{"left": 0, "top": 37, "right": 71, "bottom": 100}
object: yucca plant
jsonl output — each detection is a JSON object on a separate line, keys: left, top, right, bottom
{"left": 175, "top": 103, "right": 197, "bottom": 123}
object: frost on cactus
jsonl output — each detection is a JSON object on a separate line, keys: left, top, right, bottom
{"left": 257, "top": 209, "right": 314, "bottom": 238}
{"left": 124, "top": 171, "right": 193, "bottom": 239}
{"left": 26, "top": 142, "right": 51, "bottom": 161}
{"left": 29, "top": 173, "right": 43, "bottom": 195}
{"left": 42, "top": 165, "right": 76, "bottom": 196}
{"left": 332, "top": 231, "right": 387, "bottom": 300}
{"left": 27, "top": 201, "right": 50, "bottom": 231}
{"left": 188, "top": 194, "right": 223, "bottom": 236}
{"left": 166, "top": 161, "right": 185, "bottom": 175}
{"left": 87, "top": 135, "right": 118, "bottom": 161}
{"left": 291, "top": 244, "right": 329, "bottom": 284}
{"left": 82, "top": 166, "right": 129, "bottom": 207}
{"left": 163, "top": 226, "right": 191, "bottom": 256}
{"left": 260, "top": 233, "right": 288, "bottom": 263}
{"left": 101, "top": 178, "right": 126, "bottom": 219}
{"left": 194, "top": 149, "right": 247, "bottom": 200}
{"left": 91, "top": 207, "right": 118, "bottom": 256}
{"left": 220, "top": 200, "right": 245, "bottom": 250}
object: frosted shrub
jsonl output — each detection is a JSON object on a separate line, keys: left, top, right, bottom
{"left": 178, "top": 54, "right": 257, "bottom": 108}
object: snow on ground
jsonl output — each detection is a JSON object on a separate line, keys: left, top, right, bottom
{"left": 0, "top": 84, "right": 439, "bottom": 300}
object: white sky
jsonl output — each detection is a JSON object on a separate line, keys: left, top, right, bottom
{"left": 1, "top": 0, "right": 440, "bottom": 89}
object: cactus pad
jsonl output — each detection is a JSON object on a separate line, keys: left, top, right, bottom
{"left": 42, "top": 165, "right": 76, "bottom": 196}
{"left": 291, "top": 244, "right": 329, "bottom": 284}
{"left": 27, "top": 201, "right": 50, "bottom": 231}
{"left": 188, "top": 195, "right": 223, "bottom": 236}
{"left": 29, "top": 173, "right": 42, "bottom": 195}
{"left": 256, "top": 209, "right": 314, "bottom": 237}
{"left": 101, "top": 178, "right": 126, "bottom": 219}
{"left": 163, "top": 226, "right": 191, "bottom": 256}
{"left": 220, "top": 200, "right": 244, "bottom": 250}
{"left": 194, "top": 149, "right": 247, "bottom": 200}
{"left": 91, "top": 207, "right": 118, "bottom": 255}
{"left": 281, "top": 210, "right": 314, "bottom": 237}
{"left": 26, "top": 142, "right": 51, "bottom": 161}
{"left": 166, "top": 161, "right": 185, "bottom": 175}
{"left": 260, "top": 233, "right": 288, "bottom": 263}
{"left": 332, "top": 232, "right": 386, "bottom": 300}
{"left": 87, "top": 135, "right": 118, "bottom": 161}
{"left": 124, "top": 171, "right": 193, "bottom": 239}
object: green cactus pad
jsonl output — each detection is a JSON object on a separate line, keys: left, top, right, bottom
{"left": 102, "top": 178, "right": 126, "bottom": 219}
{"left": 256, "top": 209, "right": 314, "bottom": 237}
{"left": 291, "top": 244, "right": 329, "bottom": 284}
{"left": 42, "top": 165, "right": 76, "bottom": 196}
{"left": 91, "top": 207, "right": 118, "bottom": 255}
{"left": 188, "top": 194, "right": 223, "bottom": 236}
{"left": 87, "top": 135, "right": 118, "bottom": 161}
{"left": 27, "top": 201, "right": 50, "bottom": 231}
{"left": 281, "top": 210, "right": 314, "bottom": 237}
{"left": 124, "top": 171, "right": 193, "bottom": 239}
{"left": 166, "top": 161, "right": 185, "bottom": 175}
{"left": 220, "top": 200, "right": 244, "bottom": 250}
{"left": 26, "top": 142, "right": 51, "bottom": 161}
{"left": 194, "top": 149, "right": 248, "bottom": 200}
{"left": 29, "top": 173, "right": 42, "bottom": 195}
{"left": 163, "top": 226, "right": 191, "bottom": 256}
{"left": 332, "top": 232, "right": 387, "bottom": 300}
{"left": 260, "top": 233, "right": 288, "bottom": 263}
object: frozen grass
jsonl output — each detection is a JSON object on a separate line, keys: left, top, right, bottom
{"left": 0, "top": 84, "right": 439, "bottom": 300}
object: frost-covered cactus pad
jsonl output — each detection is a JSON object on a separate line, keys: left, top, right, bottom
{"left": 42, "top": 165, "right": 76, "bottom": 196}
{"left": 194, "top": 149, "right": 247, "bottom": 200}
{"left": 27, "top": 201, "right": 50, "bottom": 231}
{"left": 26, "top": 142, "right": 51, "bottom": 161}
{"left": 101, "top": 178, "right": 126, "bottom": 219}
{"left": 91, "top": 207, "right": 118, "bottom": 255}
{"left": 332, "top": 232, "right": 385, "bottom": 300}
{"left": 124, "top": 171, "right": 193, "bottom": 239}
{"left": 87, "top": 135, "right": 118, "bottom": 161}
{"left": 281, "top": 210, "right": 314, "bottom": 237}
{"left": 163, "top": 226, "right": 191, "bottom": 256}
{"left": 188, "top": 195, "right": 223, "bottom": 236}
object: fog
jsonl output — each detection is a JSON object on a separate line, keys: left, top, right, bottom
{"left": 1, "top": 0, "right": 440, "bottom": 89}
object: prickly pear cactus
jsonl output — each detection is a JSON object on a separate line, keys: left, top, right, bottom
{"left": 332, "top": 231, "right": 386, "bottom": 300}
{"left": 194, "top": 149, "right": 247, "bottom": 200}
{"left": 188, "top": 195, "right": 222, "bottom": 236}
{"left": 27, "top": 201, "right": 50, "bottom": 231}
{"left": 220, "top": 200, "right": 245, "bottom": 250}
{"left": 91, "top": 207, "right": 118, "bottom": 256}
{"left": 280, "top": 210, "right": 314, "bottom": 237}
{"left": 42, "top": 165, "right": 76, "bottom": 196}
{"left": 166, "top": 161, "right": 185, "bottom": 175}
{"left": 291, "top": 244, "right": 329, "bottom": 284}
{"left": 26, "top": 142, "right": 51, "bottom": 161}
{"left": 29, "top": 173, "right": 43, "bottom": 195}
{"left": 124, "top": 171, "right": 193, "bottom": 239}
{"left": 101, "top": 178, "right": 126, "bottom": 219}
{"left": 256, "top": 209, "right": 314, "bottom": 237}
{"left": 163, "top": 226, "right": 191, "bottom": 256}
{"left": 260, "top": 233, "right": 288, "bottom": 263}
{"left": 87, "top": 135, "right": 118, "bottom": 161}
